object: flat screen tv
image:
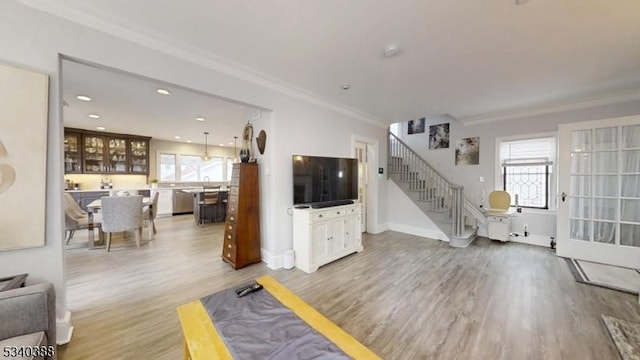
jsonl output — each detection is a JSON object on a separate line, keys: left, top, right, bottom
{"left": 292, "top": 155, "right": 358, "bottom": 206}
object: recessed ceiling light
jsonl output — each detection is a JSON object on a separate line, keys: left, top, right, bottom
{"left": 186, "top": 140, "right": 192, "bottom": 143}
{"left": 88, "top": 114, "right": 100, "bottom": 119}
{"left": 76, "top": 95, "right": 91, "bottom": 102}
{"left": 383, "top": 44, "right": 401, "bottom": 57}
{"left": 195, "top": 117, "right": 205, "bottom": 122}
{"left": 156, "top": 88, "right": 171, "bottom": 95}
{"left": 96, "top": 126, "right": 106, "bottom": 131}
{"left": 219, "top": 144, "right": 224, "bottom": 146}
{"left": 228, "top": 142, "right": 233, "bottom": 145}
{"left": 342, "top": 85, "right": 351, "bottom": 90}
{"left": 174, "top": 135, "right": 181, "bottom": 139}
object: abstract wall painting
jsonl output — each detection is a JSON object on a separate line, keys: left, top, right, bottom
{"left": 408, "top": 118, "right": 425, "bottom": 135}
{"left": 0, "top": 63, "right": 49, "bottom": 250}
{"left": 455, "top": 137, "right": 480, "bottom": 165}
{"left": 429, "top": 123, "right": 450, "bottom": 149}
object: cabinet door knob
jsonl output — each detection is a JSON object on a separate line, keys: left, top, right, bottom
{"left": 318, "top": 214, "right": 323, "bottom": 218}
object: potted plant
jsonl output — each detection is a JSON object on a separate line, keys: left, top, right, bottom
{"left": 150, "top": 178, "right": 159, "bottom": 189}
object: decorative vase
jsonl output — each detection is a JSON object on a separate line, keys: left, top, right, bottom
{"left": 240, "top": 121, "right": 254, "bottom": 163}
{"left": 239, "top": 148, "right": 250, "bottom": 163}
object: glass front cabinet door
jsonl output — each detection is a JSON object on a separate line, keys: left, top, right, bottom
{"left": 82, "top": 135, "right": 106, "bottom": 173}
{"left": 129, "top": 139, "right": 149, "bottom": 174}
{"left": 107, "top": 137, "right": 128, "bottom": 173}
{"left": 63, "top": 131, "right": 82, "bottom": 173}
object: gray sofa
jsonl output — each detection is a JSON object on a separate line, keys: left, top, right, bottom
{"left": 0, "top": 283, "right": 56, "bottom": 360}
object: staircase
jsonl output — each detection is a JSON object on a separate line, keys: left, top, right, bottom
{"left": 388, "top": 132, "right": 479, "bottom": 247}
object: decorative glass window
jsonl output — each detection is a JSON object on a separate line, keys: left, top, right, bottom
{"left": 500, "top": 136, "right": 556, "bottom": 209}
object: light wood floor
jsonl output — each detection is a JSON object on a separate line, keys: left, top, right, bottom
{"left": 59, "top": 215, "right": 640, "bottom": 360}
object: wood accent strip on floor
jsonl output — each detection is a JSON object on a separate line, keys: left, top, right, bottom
{"left": 176, "top": 301, "right": 233, "bottom": 360}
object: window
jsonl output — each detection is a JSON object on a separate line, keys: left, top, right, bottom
{"left": 159, "top": 153, "right": 176, "bottom": 181}
{"left": 390, "top": 122, "right": 400, "bottom": 137}
{"left": 499, "top": 136, "right": 556, "bottom": 209}
{"left": 180, "top": 155, "right": 224, "bottom": 182}
{"left": 226, "top": 158, "right": 234, "bottom": 181}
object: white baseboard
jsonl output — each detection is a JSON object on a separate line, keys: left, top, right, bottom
{"left": 509, "top": 234, "right": 551, "bottom": 248}
{"left": 367, "top": 223, "right": 388, "bottom": 234}
{"left": 56, "top": 310, "right": 73, "bottom": 345}
{"left": 261, "top": 248, "right": 283, "bottom": 270}
{"left": 387, "top": 223, "right": 448, "bottom": 242}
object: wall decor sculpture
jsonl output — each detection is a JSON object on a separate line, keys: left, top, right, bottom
{"left": 256, "top": 130, "right": 267, "bottom": 155}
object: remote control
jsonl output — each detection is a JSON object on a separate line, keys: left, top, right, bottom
{"left": 237, "top": 283, "right": 263, "bottom": 298}
{"left": 234, "top": 283, "right": 256, "bottom": 295}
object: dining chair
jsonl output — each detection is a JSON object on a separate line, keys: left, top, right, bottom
{"left": 64, "top": 192, "right": 103, "bottom": 244}
{"left": 143, "top": 190, "right": 159, "bottom": 234}
{"left": 101, "top": 195, "right": 143, "bottom": 252}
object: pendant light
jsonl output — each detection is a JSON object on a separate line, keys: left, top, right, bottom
{"left": 233, "top": 136, "right": 239, "bottom": 163}
{"left": 202, "top": 132, "right": 211, "bottom": 161}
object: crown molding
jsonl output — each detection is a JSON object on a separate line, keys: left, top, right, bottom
{"left": 17, "top": 0, "right": 387, "bottom": 128}
{"left": 460, "top": 88, "right": 640, "bottom": 126}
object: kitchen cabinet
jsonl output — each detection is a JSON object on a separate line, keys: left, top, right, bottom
{"left": 63, "top": 130, "right": 82, "bottom": 174}
{"left": 65, "top": 128, "right": 150, "bottom": 175}
{"left": 155, "top": 189, "right": 173, "bottom": 216}
{"left": 293, "top": 203, "right": 362, "bottom": 273}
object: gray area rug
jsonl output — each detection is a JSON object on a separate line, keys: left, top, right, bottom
{"left": 564, "top": 258, "right": 640, "bottom": 295}
{"left": 602, "top": 315, "right": 640, "bottom": 360}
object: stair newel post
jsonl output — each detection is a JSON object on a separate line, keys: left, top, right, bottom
{"left": 451, "top": 185, "right": 464, "bottom": 237}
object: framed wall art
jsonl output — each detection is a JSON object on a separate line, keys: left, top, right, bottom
{"left": 0, "top": 63, "right": 49, "bottom": 250}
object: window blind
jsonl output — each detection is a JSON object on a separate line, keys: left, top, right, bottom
{"left": 500, "top": 137, "right": 556, "bottom": 166}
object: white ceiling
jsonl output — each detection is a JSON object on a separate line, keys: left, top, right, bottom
{"left": 62, "top": 59, "right": 253, "bottom": 145}
{"left": 41, "top": 1, "right": 640, "bottom": 124}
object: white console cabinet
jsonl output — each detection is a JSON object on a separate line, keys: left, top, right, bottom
{"left": 293, "top": 204, "right": 363, "bottom": 273}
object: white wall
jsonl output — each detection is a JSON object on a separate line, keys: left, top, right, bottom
{"left": 0, "top": 0, "right": 387, "bottom": 324}
{"left": 392, "top": 102, "right": 640, "bottom": 245}
{"left": 386, "top": 181, "right": 446, "bottom": 241}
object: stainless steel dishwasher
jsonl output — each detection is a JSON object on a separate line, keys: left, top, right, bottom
{"left": 172, "top": 189, "right": 195, "bottom": 215}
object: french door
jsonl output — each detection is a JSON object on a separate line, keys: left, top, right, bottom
{"left": 557, "top": 115, "right": 640, "bottom": 268}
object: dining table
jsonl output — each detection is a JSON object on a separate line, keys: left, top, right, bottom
{"left": 86, "top": 197, "right": 154, "bottom": 250}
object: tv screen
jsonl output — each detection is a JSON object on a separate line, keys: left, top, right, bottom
{"left": 292, "top": 155, "right": 358, "bottom": 205}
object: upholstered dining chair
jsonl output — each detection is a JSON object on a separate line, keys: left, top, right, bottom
{"left": 101, "top": 195, "right": 143, "bottom": 252}
{"left": 64, "top": 192, "right": 102, "bottom": 244}
{"left": 143, "top": 190, "right": 159, "bottom": 235}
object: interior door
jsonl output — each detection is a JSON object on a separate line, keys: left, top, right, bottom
{"left": 355, "top": 141, "right": 367, "bottom": 232}
{"left": 557, "top": 115, "right": 640, "bottom": 268}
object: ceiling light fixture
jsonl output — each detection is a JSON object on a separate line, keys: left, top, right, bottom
{"left": 233, "top": 136, "right": 239, "bottom": 163}
{"left": 76, "top": 95, "right": 91, "bottom": 102}
{"left": 202, "top": 132, "right": 211, "bottom": 161}
{"left": 195, "top": 117, "right": 205, "bottom": 122}
{"left": 186, "top": 140, "right": 192, "bottom": 143}
{"left": 96, "top": 126, "right": 106, "bottom": 131}
{"left": 174, "top": 135, "right": 181, "bottom": 139}
{"left": 342, "top": 85, "right": 351, "bottom": 90}
{"left": 88, "top": 114, "right": 101, "bottom": 119}
{"left": 383, "top": 44, "right": 401, "bottom": 57}
{"left": 156, "top": 88, "right": 171, "bottom": 95}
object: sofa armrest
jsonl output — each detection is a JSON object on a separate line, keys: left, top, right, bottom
{"left": 0, "top": 283, "right": 56, "bottom": 357}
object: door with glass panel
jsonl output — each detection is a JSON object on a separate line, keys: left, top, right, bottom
{"left": 557, "top": 115, "right": 640, "bottom": 268}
